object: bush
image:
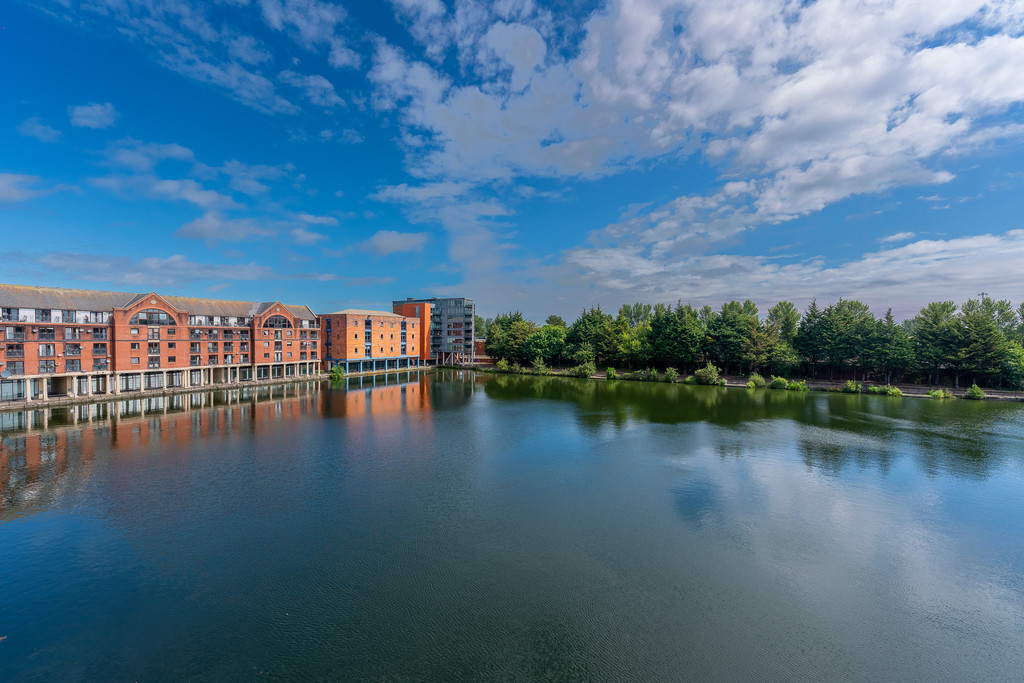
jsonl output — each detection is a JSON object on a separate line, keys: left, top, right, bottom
{"left": 769, "top": 376, "right": 789, "bottom": 390}
{"left": 496, "top": 359, "right": 510, "bottom": 372}
{"left": 606, "top": 367, "right": 619, "bottom": 380}
{"left": 787, "top": 380, "right": 808, "bottom": 392}
{"left": 532, "top": 357, "right": 550, "bottom": 375}
{"left": 664, "top": 367, "right": 679, "bottom": 383}
{"left": 886, "top": 385, "right": 903, "bottom": 397}
{"left": 682, "top": 375, "right": 696, "bottom": 385}
{"left": 329, "top": 364, "right": 345, "bottom": 382}
{"left": 567, "top": 361, "right": 596, "bottom": 378}
{"left": 866, "top": 384, "right": 903, "bottom": 397}
{"left": 693, "top": 362, "right": 721, "bottom": 385}
{"left": 623, "top": 367, "right": 659, "bottom": 382}
{"left": 965, "top": 384, "right": 986, "bottom": 400}
{"left": 747, "top": 372, "right": 766, "bottom": 389}
{"left": 843, "top": 380, "right": 862, "bottom": 394}
{"left": 928, "top": 388, "right": 955, "bottom": 399}
{"left": 510, "top": 362, "right": 523, "bottom": 374}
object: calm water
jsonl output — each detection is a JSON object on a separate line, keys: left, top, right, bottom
{"left": 2, "top": 371, "right": 1023, "bottom": 681}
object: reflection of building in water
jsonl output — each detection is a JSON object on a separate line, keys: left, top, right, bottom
{"left": 1, "top": 374, "right": 428, "bottom": 511}
{"left": 325, "top": 371, "right": 431, "bottom": 419}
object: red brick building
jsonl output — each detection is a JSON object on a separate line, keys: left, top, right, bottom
{"left": 0, "top": 283, "right": 320, "bottom": 403}
{"left": 321, "top": 309, "right": 425, "bottom": 374}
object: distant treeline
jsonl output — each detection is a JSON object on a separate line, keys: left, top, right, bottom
{"left": 480, "top": 297, "right": 1024, "bottom": 390}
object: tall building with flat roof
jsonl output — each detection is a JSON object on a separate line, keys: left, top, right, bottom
{"left": 320, "top": 309, "right": 424, "bottom": 375}
{"left": 0, "top": 283, "right": 321, "bottom": 403}
{"left": 393, "top": 297, "right": 475, "bottom": 364}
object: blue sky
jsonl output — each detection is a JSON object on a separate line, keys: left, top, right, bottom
{"left": 2, "top": 0, "right": 1023, "bottom": 321}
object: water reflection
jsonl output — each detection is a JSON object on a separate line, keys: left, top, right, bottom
{"left": 479, "top": 372, "right": 1024, "bottom": 479}
{"left": 1, "top": 373, "right": 428, "bottom": 515}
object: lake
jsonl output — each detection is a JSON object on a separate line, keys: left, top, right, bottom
{"left": 2, "top": 370, "right": 1023, "bottom": 681}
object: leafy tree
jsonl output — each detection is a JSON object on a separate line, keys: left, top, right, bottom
{"left": 484, "top": 312, "right": 536, "bottom": 362}
{"left": 544, "top": 314, "right": 567, "bottom": 328}
{"left": 956, "top": 297, "right": 1011, "bottom": 387}
{"left": 566, "top": 307, "right": 615, "bottom": 366}
{"left": 521, "top": 325, "right": 567, "bottom": 366}
{"left": 766, "top": 301, "right": 800, "bottom": 344}
{"left": 475, "top": 315, "right": 490, "bottom": 339}
{"left": 820, "top": 299, "right": 876, "bottom": 380}
{"left": 617, "top": 302, "right": 653, "bottom": 328}
{"left": 705, "top": 300, "right": 758, "bottom": 374}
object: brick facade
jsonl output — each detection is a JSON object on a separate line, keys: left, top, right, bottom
{"left": 321, "top": 309, "right": 425, "bottom": 374}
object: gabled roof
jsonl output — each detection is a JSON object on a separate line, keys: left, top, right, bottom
{"left": 0, "top": 283, "right": 317, "bottom": 320}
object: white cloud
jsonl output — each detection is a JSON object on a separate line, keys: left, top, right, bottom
{"left": 880, "top": 232, "right": 916, "bottom": 243}
{"left": 17, "top": 117, "right": 62, "bottom": 142}
{"left": 90, "top": 174, "right": 238, "bottom": 210}
{"left": 358, "top": 229, "right": 430, "bottom": 256}
{"left": 296, "top": 213, "right": 338, "bottom": 225}
{"left": 279, "top": 70, "right": 345, "bottom": 108}
{"left": 290, "top": 227, "right": 328, "bottom": 244}
{"left": 0, "top": 174, "right": 75, "bottom": 202}
{"left": 69, "top": 102, "right": 119, "bottom": 128}
{"left": 103, "top": 139, "right": 195, "bottom": 171}
{"left": 176, "top": 212, "right": 276, "bottom": 243}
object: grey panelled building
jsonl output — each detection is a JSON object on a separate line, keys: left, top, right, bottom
{"left": 393, "top": 297, "right": 475, "bottom": 365}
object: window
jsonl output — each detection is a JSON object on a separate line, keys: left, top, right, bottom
{"left": 93, "top": 359, "right": 109, "bottom": 371}
{"left": 129, "top": 309, "right": 172, "bottom": 325}
{"left": 38, "top": 327, "right": 56, "bottom": 340}
{"left": 93, "top": 343, "right": 107, "bottom": 356}
{"left": 168, "top": 328, "right": 176, "bottom": 336}
{"left": 130, "top": 342, "right": 140, "bottom": 350}
{"left": 64, "top": 327, "right": 82, "bottom": 340}
{"left": 168, "top": 356, "right": 176, "bottom": 363}
{"left": 148, "top": 358, "right": 160, "bottom": 368}
{"left": 36, "top": 309, "right": 52, "bottom": 322}
{"left": 64, "top": 343, "right": 82, "bottom": 356}
{"left": 92, "top": 327, "right": 108, "bottom": 340}
{"left": 208, "top": 342, "right": 218, "bottom": 352}
{"left": 263, "top": 315, "right": 292, "bottom": 328}
{"left": 131, "top": 328, "right": 139, "bottom": 335}
{"left": 131, "top": 358, "right": 139, "bottom": 364}
{"left": 39, "top": 344, "right": 56, "bottom": 357}
{"left": 168, "top": 342, "right": 175, "bottom": 349}
{"left": 39, "top": 360, "right": 56, "bottom": 373}
{"left": 66, "top": 359, "right": 81, "bottom": 372}
{"left": 264, "top": 353, "right": 270, "bottom": 358}
{"left": 208, "top": 355, "right": 217, "bottom": 365}
{"left": 1, "top": 307, "right": 19, "bottom": 322}
{"left": 264, "top": 341, "right": 269, "bottom": 347}
{"left": 5, "top": 344, "right": 24, "bottom": 357}
{"left": 148, "top": 328, "right": 160, "bottom": 340}
{"left": 148, "top": 343, "right": 160, "bottom": 355}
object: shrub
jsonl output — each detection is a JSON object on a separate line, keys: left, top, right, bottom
{"left": 747, "top": 372, "right": 766, "bottom": 389}
{"left": 843, "top": 380, "right": 862, "bottom": 394}
{"left": 664, "top": 367, "right": 679, "bottom": 383}
{"left": 510, "top": 362, "right": 523, "bottom": 374}
{"left": 787, "top": 380, "right": 808, "bottom": 392}
{"left": 746, "top": 380, "right": 756, "bottom": 389}
{"left": 329, "top": 364, "right": 345, "bottom": 382}
{"left": 928, "top": 388, "right": 955, "bottom": 399}
{"left": 682, "top": 375, "right": 696, "bottom": 385}
{"left": 885, "top": 385, "right": 903, "bottom": 397}
{"left": 623, "top": 367, "right": 659, "bottom": 382}
{"left": 532, "top": 357, "right": 550, "bottom": 375}
{"left": 965, "top": 384, "right": 986, "bottom": 400}
{"left": 606, "top": 367, "right": 619, "bottom": 380}
{"left": 567, "top": 361, "right": 596, "bottom": 378}
{"left": 496, "top": 359, "right": 510, "bottom": 372}
{"left": 867, "top": 384, "right": 903, "bottom": 397}
{"left": 693, "top": 362, "right": 721, "bottom": 385}
{"left": 769, "top": 376, "right": 789, "bottom": 390}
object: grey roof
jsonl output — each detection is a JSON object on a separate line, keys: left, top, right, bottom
{"left": 0, "top": 283, "right": 317, "bottom": 320}
{"left": 326, "top": 308, "right": 407, "bottom": 318}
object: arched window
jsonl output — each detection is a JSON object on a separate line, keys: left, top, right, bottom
{"left": 263, "top": 315, "right": 292, "bottom": 328}
{"left": 130, "top": 308, "right": 173, "bottom": 325}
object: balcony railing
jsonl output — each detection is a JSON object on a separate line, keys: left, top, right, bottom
{"left": 9, "top": 333, "right": 26, "bottom": 341}
{"left": 65, "top": 347, "right": 82, "bottom": 356}
{"left": 5, "top": 350, "right": 26, "bottom": 358}
{"left": 37, "top": 332, "right": 56, "bottom": 341}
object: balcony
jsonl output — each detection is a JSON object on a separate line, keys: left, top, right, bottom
{"left": 5, "top": 349, "right": 25, "bottom": 358}
{"left": 37, "top": 331, "right": 56, "bottom": 341}
{"left": 93, "top": 362, "right": 109, "bottom": 371}
{"left": 9, "top": 332, "right": 26, "bottom": 341}
{"left": 65, "top": 346, "right": 82, "bottom": 356}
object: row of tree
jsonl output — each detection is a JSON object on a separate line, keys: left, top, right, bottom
{"left": 482, "top": 297, "right": 1024, "bottom": 389}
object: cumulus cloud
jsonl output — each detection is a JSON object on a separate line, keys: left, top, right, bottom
{"left": 17, "top": 117, "right": 62, "bottom": 142}
{"left": 296, "top": 213, "right": 338, "bottom": 225}
{"left": 0, "top": 174, "right": 76, "bottom": 202}
{"left": 69, "top": 102, "right": 119, "bottom": 128}
{"left": 880, "top": 232, "right": 916, "bottom": 243}
{"left": 358, "top": 229, "right": 430, "bottom": 256}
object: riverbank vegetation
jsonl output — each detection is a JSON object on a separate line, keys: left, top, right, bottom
{"left": 483, "top": 295, "right": 1024, "bottom": 390}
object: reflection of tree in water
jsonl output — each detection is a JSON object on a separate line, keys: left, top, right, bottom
{"left": 479, "top": 372, "right": 1023, "bottom": 480}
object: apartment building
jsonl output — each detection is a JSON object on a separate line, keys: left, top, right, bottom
{"left": 0, "top": 283, "right": 320, "bottom": 403}
{"left": 321, "top": 309, "right": 424, "bottom": 375}
{"left": 392, "top": 297, "right": 475, "bottom": 364}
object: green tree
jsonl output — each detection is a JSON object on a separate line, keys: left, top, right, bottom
{"left": 795, "top": 299, "right": 826, "bottom": 378}
{"left": 820, "top": 299, "right": 876, "bottom": 380}
{"left": 871, "top": 309, "right": 915, "bottom": 384}
{"left": 908, "top": 301, "right": 958, "bottom": 386}
{"left": 566, "top": 307, "right": 615, "bottom": 366}
{"left": 544, "top": 314, "right": 567, "bottom": 328}
{"left": 705, "top": 300, "right": 758, "bottom": 374}
{"left": 521, "top": 325, "right": 567, "bottom": 366}
{"left": 766, "top": 301, "right": 800, "bottom": 344}
{"left": 955, "top": 297, "right": 1011, "bottom": 387}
